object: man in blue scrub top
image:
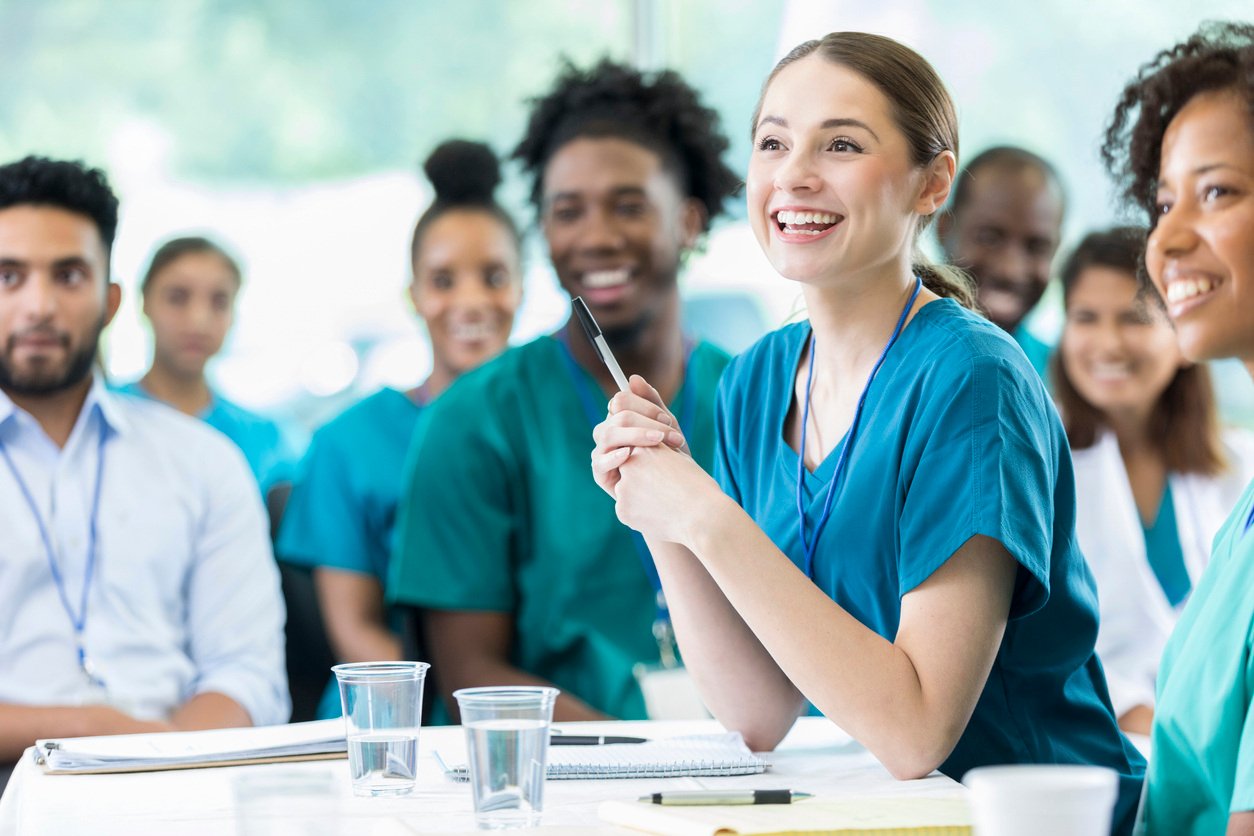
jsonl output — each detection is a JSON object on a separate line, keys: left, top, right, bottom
{"left": 937, "top": 146, "right": 1065, "bottom": 379}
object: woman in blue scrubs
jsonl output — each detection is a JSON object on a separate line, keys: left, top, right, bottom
{"left": 591, "top": 32, "right": 1143, "bottom": 834}
{"left": 120, "top": 236, "right": 302, "bottom": 495}
{"left": 277, "top": 140, "right": 523, "bottom": 717}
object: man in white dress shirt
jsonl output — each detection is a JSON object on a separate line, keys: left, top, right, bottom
{"left": 0, "top": 157, "right": 288, "bottom": 772}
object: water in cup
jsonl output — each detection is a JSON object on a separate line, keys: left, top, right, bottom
{"left": 347, "top": 732, "right": 418, "bottom": 796}
{"left": 464, "top": 718, "right": 548, "bottom": 828}
{"left": 333, "top": 661, "right": 429, "bottom": 798}
{"left": 454, "top": 686, "right": 558, "bottom": 830}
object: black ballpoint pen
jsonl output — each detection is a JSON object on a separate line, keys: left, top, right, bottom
{"left": 639, "top": 790, "right": 814, "bottom": 805}
{"left": 550, "top": 734, "right": 648, "bottom": 746}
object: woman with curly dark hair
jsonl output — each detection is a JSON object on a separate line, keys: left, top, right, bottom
{"left": 389, "top": 60, "right": 739, "bottom": 722}
{"left": 1101, "top": 20, "right": 1254, "bottom": 836}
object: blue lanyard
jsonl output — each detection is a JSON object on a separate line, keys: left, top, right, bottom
{"left": 0, "top": 418, "right": 108, "bottom": 686}
{"left": 795, "top": 277, "right": 922, "bottom": 579}
{"left": 554, "top": 329, "right": 696, "bottom": 637}
{"left": 1245, "top": 502, "right": 1254, "bottom": 537}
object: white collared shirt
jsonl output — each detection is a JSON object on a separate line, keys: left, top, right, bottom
{"left": 0, "top": 377, "right": 289, "bottom": 726}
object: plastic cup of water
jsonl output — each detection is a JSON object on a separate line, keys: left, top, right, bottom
{"left": 963, "top": 764, "right": 1119, "bottom": 836}
{"left": 332, "top": 661, "right": 430, "bottom": 797}
{"left": 453, "top": 686, "right": 559, "bottom": 829}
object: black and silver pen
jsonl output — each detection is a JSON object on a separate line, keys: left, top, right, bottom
{"left": 572, "top": 296, "right": 631, "bottom": 392}
{"left": 639, "top": 790, "right": 814, "bottom": 805}
{"left": 550, "top": 734, "right": 648, "bottom": 746}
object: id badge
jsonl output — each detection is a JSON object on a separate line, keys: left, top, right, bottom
{"left": 77, "top": 661, "right": 109, "bottom": 706}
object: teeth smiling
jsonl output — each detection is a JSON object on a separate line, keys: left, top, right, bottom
{"left": 583, "top": 268, "right": 631, "bottom": 289}
{"left": 450, "top": 322, "right": 496, "bottom": 341}
{"left": 1091, "top": 362, "right": 1130, "bottom": 380}
{"left": 1166, "top": 277, "right": 1218, "bottom": 305}
{"left": 775, "top": 210, "right": 840, "bottom": 226}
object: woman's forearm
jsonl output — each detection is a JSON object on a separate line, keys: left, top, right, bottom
{"left": 684, "top": 500, "right": 1014, "bottom": 779}
{"left": 647, "top": 531, "right": 806, "bottom": 749}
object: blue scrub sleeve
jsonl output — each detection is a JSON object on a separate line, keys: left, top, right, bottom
{"left": 388, "top": 395, "right": 520, "bottom": 612}
{"left": 277, "top": 433, "right": 374, "bottom": 575}
{"left": 897, "top": 354, "right": 1052, "bottom": 618}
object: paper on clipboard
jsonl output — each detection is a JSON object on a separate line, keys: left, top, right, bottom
{"left": 34, "top": 718, "right": 346, "bottom": 775}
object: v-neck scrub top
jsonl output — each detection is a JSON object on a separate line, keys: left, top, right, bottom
{"left": 714, "top": 299, "right": 1144, "bottom": 835}
{"left": 388, "top": 335, "right": 730, "bottom": 720}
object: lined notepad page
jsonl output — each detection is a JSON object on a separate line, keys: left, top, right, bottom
{"left": 439, "top": 733, "right": 767, "bottom": 781}
{"left": 598, "top": 795, "right": 972, "bottom": 836}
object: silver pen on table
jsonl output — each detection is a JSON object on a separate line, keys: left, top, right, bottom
{"left": 639, "top": 790, "right": 814, "bottom": 805}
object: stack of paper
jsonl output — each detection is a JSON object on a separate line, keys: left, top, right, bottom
{"left": 34, "top": 718, "right": 346, "bottom": 774}
{"left": 438, "top": 733, "right": 768, "bottom": 781}
{"left": 598, "top": 795, "right": 972, "bottom": 836}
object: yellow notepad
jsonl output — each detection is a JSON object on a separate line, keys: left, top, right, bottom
{"left": 598, "top": 795, "right": 971, "bottom": 836}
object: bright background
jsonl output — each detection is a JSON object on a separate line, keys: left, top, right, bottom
{"left": 2, "top": 0, "right": 1250, "bottom": 427}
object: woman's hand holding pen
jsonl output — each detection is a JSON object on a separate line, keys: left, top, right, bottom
{"left": 592, "top": 375, "right": 721, "bottom": 547}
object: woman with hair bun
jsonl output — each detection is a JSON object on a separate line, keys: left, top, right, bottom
{"left": 277, "top": 139, "right": 523, "bottom": 719}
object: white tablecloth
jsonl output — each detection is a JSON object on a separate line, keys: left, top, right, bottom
{"left": 0, "top": 717, "right": 963, "bottom": 834}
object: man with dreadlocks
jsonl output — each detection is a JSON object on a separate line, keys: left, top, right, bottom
{"left": 388, "top": 59, "right": 739, "bottom": 722}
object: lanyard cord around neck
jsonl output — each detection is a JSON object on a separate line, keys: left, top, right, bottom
{"left": 796, "top": 277, "right": 922, "bottom": 579}
{"left": 554, "top": 328, "right": 696, "bottom": 661}
{"left": 0, "top": 418, "right": 108, "bottom": 673}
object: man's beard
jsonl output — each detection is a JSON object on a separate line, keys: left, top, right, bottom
{"left": 601, "top": 305, "right": 657, "bottom": 349}
{"left": 0, "top": 316, "right": 105, "bottom": 397}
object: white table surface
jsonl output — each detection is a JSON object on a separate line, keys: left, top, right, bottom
{"left": 0, "top": 717, "right": 965, "bottom": 835}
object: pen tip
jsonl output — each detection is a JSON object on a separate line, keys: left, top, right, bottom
{"left": 793, "top": 792, "right": 814, "bottom": 799}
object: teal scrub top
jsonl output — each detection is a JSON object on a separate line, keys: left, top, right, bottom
{"left": 1142, "top": 483, "right": 1190, "bottom": 608}
{"left": 1145, "top": 478, "right": 1254, "bottom": 834}
{"left": 278, "top": 388, "right": 423, "bottom": 580}
{"left": 715, "top": 300, "right": 1144, "bottom": 835}
{"left": 115, "top": 380, "right": 304, "bottom": 494}
{"left": 388, "top": 335, "right": 730, "bottom": 720}
{"left": 277, "top": 388, "right": 424, "bottom": 721}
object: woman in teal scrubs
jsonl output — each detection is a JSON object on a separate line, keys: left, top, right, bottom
{"left": 1101, "top": 22, "right": 1254, "bottom": 835}
{"left": 592, "top": 32, "right": 1143, "bottom": 834}
{"left": 120, "top": 236, "right": 303, "bottom": 494}
{"left": 277, "top": 140, "right": 524, "bottom": 717}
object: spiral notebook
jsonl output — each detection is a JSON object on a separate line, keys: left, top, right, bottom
{"left": 437, "top": 733, "right": 767, "bottom": 781}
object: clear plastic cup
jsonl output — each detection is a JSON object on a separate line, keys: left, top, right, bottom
{"left": 964, "top": 764, "right": 1119, "bottom": 836}
{"left": 453, "top": 686, "right": 559, "bottom": 829}
{"left": 333, "top": 661, "right": 430, "bottom": 797}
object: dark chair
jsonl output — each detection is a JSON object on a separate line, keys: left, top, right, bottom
{"left": 267, "top": 481, "right": 336, "bottom": 723}
{"left": 278, "top": 560, "right": 337, "bottom": 722}
{"left": 398, "top": 604, "right": 441, "bottom": 724}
